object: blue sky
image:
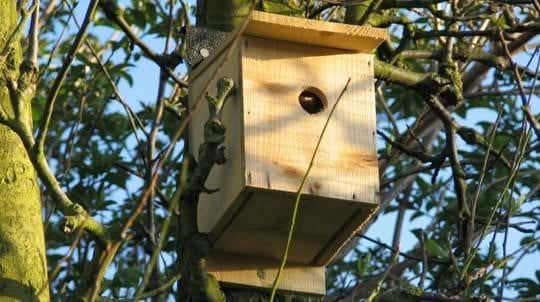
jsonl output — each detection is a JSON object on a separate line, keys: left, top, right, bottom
{"left": 58, "top": 1, "right": 540, "bottom": 298}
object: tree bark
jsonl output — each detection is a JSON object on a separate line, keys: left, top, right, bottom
{"left": 0, "top": 1, "right": 49, "bottom": 301}
{"left": 196, "top": 0, "right": 256, "bottom": 30}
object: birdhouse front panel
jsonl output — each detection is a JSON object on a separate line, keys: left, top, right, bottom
{"left": 242, "top": 36, "right": 378, "bottom": 203}
{"left": 191, "top": 11, "right": 386, "bottom": 267}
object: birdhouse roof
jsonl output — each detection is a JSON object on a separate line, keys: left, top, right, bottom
{"left": 244, "top": 11, "right": 388, "bottom": 53}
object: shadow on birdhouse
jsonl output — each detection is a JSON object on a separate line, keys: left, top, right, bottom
{"left": 188, "top": 11, "right": 387, "bottom": 295}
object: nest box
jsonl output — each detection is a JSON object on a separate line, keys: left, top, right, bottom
{"left": 189, "top": 11, "right": 387, "bottom": 294}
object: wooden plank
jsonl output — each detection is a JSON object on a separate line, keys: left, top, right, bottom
{"left": 313, "top": 202, "right": 378, "bottom": 265}
{"left": 212, "top": 189, "right": 378, "bottom": 266}
{"left": 213, "top": 190, "right": 360, "bottom": 264}
{"left": 193, "top": 20, "right": 381, "bottom": 280}
{"left": 206, "top": 252, "right": 326, "bottom": 295}
{"left": 190, "top": 38, "right": 246, "bottom": 235}
{"left": 191, "top": 11, "right": 388, "bottom": 82}
{"left": 242, "top": 36, "right": 379, "bottom": 206}
{"left": 237, "top": 36, "right": 379, "bottom": 265}
{"left": 245, "top": 11, "right": 387, "bottom": 53}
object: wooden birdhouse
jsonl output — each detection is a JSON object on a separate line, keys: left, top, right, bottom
{"left": 189, "top": 11, "right": 387, "bottom": 294}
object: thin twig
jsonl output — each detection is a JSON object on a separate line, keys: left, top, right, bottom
{"left": 418, "top": 231, "right": 428, "bottom": 288}
{"left": 270, "top": 78, "right": 352, "bottom": 301}
{"left": 37, "top": 224, "right": 86, "bottom": 296}
{"left": 358, "top": 234, "right": 449, "bottom": 264}
{"left": 378, "top": 130, "right": 441, "bottom": 163}
{"left": 65, "top": 1, "right": 148, "bottom": 142}
{"left": 366, "top": 246, "right": 400, "bottom": 302}
{"left": 99, "top": 0, "right": 187, "bottom": 88}
{"left": 83, "top": 38, "right": 148, "bottom": 140}
{"left": 38, "top": 1, "right": 72, "bottom": 81}
{"left": 357, "top": 0, "right": 384, "bottom": 25}
{"left": 35, "top": 0, "right": 99, "bottom": 152}
{"left": 499, "top": 32, "right": 540, "bottom": 140}
{"left": 26, "top": 0, "right": 39, "bottom": 65}
{"left": 38, "top": 0, "right": 58, "bottom": 28}
{"left": 134, "top": 159, "right": 190, "bottom": 300}
{"left": 139, "top": 274, "right": 182, "bottom": 299}
{"left": 470, "top": 102, "right": 506, "bottom": 258}
{"left": 0, "top": 2, "right": 38, "bottom": 59}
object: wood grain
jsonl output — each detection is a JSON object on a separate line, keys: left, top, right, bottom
{"left": 189, "top": 13, "right": 383, "bottom": 293}
{"left": 246, "top": 11, "right": 387, "bottom": 53}
{"left": 206, "top": 252, "right": 326, "bottom": 295}
{"left": 213, "top": 190, "right": 376, "bottom": 265}
{"left": 190, "top": 38, "right": 246, "bottom": 235}
{"left": 242, "top": 36, "right": 378, "bottom": 205}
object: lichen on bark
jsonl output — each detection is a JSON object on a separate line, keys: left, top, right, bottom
{"left": 0, "top": 1, "right": 49, "bottom": 301}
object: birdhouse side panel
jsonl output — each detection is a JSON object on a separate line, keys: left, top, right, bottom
{"left": 190, "top": 42, "right": 246, "bottom": 236}
{"left": 241, "top": 36, "right": 378, "bottom": 204}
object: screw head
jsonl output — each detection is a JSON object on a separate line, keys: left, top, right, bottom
{"left": 199, "top": 48, "right": 210, "bottom": 58}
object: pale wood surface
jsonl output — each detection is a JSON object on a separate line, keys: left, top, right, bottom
{"left": 190, "top": 18, "right": 381, "bottom": 290}
{"left": 195, "top": 36, "right": 380, "bottom": 266}
{"left": 245, "top": 11, "right": 387, "bottom": 53}
{"left": 192, "top": 36, "right": 380, "bottom": 267}
{"left": 213, "top": 190, "right": 378, "bottom": 265}
{"left": 242, "top": 36, "right": 378, "bottom": 205}
{"left": 313, "top": 199, "right": 378, "bottom": 264}
{"left": 190, "top": 38, "right": 246, "bottom": 235}
{"left": 191, "top": 11, "right": 387, "bottom": 82}
{"left": 206, "top": 252, "right": 326, "bottom": 295}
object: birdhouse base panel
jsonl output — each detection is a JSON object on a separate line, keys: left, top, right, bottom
{"left": 206, "top": 252, "right": 326, "bottom": 296}
{"left": 207, "top": 188, "right": 378, "bottom": 266}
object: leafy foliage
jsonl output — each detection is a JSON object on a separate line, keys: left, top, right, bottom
{"left": 2, "top": 0, "right": 538, "bottom": 301}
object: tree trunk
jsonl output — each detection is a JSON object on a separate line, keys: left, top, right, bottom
{"left": 0, "top": 1, "right": 49, "bottom": 301}
{"left": 196, "top": 0, "right": 256, "bottom": 30}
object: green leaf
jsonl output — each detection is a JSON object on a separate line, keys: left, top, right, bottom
{"left": 356, "top": 253, "right": 371, "bottom": 276}
{"left": 520, "top": 236, "right": 535, "bottom": 246}
{"left": 112, "top": 266, "right": 142, "bottom": 287}
{"left": 262, "top": 0, "right": 305, "bottom": 16}
{"left": 425, "top": 239, "right": 447, "bottom": 257}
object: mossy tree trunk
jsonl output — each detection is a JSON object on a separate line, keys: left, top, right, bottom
{"left": 0, "top": 1, "right": 49, "bottom": 301}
